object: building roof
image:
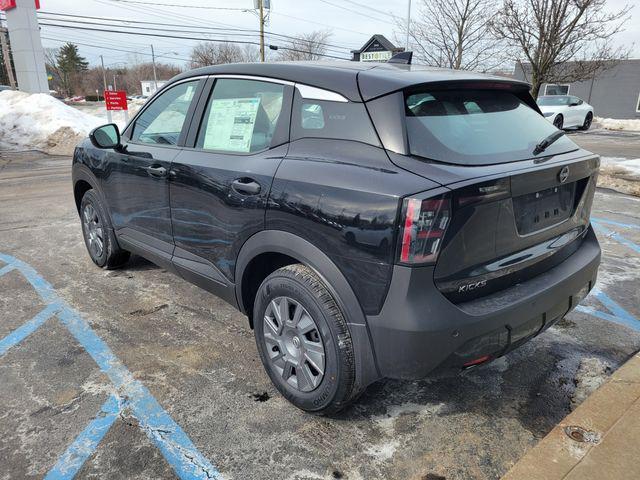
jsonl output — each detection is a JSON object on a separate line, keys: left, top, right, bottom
{"left": 169, "top": 61, "right": 531, "bottom": 102}
{"left": 350, "top": 34, "right": 402, "bottom": 54}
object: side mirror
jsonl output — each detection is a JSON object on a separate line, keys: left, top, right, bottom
{"left": 89, "top": 124, "right": 121, "bottom": 149}
{"left": 569, "top": 102, "right": 579, "bottom": 107}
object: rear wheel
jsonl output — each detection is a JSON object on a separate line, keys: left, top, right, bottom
{"left": 80, "top": 189, "right": 129, "bottom": 269}
{"left": 580, "top": 112, "right": 593, "bottom": 130}
{"left": 553, "top": 114, "right": 564, "bottom": 130}
{"left": 253, "top": 264, "right": 356, "bottom": 414}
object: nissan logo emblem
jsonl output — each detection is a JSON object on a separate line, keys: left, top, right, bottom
{"left": 558, "top": 166, "right": 570, "bottom": 183}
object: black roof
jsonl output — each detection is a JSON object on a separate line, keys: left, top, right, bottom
{"left": 350, "top": 34, "right": 403, "bottom": 54}
{"left": 171, "top": 61, "right": 531, "bottom": 102}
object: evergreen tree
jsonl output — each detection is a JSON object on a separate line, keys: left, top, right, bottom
{"left": 55, "top": 43, "right": 88, "bottom": 96}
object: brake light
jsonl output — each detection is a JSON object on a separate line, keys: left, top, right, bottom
{"left": 398, "top": 194, "right": 451, "bottom": 264}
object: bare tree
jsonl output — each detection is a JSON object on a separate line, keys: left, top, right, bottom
{"left": 397, "top": 0, "right": 505, "bottom": 71}
{"left": 276, "top": 30, "right": 332, "bottom": 61}
{"left": 491, "top": 0, "right": 632, "bottom": 97}
{"left": 189, "top": 42, "right": 259, "bottom": 68}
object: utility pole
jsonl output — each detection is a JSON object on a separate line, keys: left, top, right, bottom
{"left": 113, "top": 74, "right": 117, "bottom": 90}
{"left": 405, "top": 0, "right": 412, "bottom": 51}
{"left": 259, "top": 0, "right": 265, "bottom": 62}
{"left": 0, "top": 27, "right": 17, "bottom": 89}
{"left": 100, "top": 54, "right": 112, "bottom": 123}
{"left": 150, "top": 44, "right": 158, "bottom": 90}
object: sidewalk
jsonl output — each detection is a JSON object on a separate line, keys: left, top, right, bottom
{"left": 502, "top": 351, "right": 640, "bottom": 480}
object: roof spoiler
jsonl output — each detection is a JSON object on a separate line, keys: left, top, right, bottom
{"left": 388, "top": 51, "right": 413, "bottom": 65}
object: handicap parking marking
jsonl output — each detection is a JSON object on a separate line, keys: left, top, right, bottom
{"left": 576, "top": 288, "right": 640, "bottom": 331}
{"left": 45, "top": 395, "right": 122, "bottom": 480}
{"left": 0, "top": 252, "right": 222, "bottom": 480}
{"left": 592, "top": 219, "right": 640, "bottom": 255}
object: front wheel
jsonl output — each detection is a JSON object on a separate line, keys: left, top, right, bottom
{"left": 580, "top": 112, "right": 593, "bottom": 130}
{"left": 253, "top": 264, "right": 357, "bottom": 414}
{"left": 553, "top": 114, "right": 564, "bottom": 130}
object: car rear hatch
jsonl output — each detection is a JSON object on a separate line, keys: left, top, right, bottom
{"left": 365, "top": 78, "right": 599, "bottom": 303}
{"left": 433, "top": 156, "right": 598, "bottom": 303}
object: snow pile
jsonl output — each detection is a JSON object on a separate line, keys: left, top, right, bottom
{"left": 0, "top": 90, "right": 104, "bottom": 155}
{"left": 595, "top": 117, "right": 640, "bottom": 132}
{"left": 599, "top": 157, "right": 640, "bottom": 196}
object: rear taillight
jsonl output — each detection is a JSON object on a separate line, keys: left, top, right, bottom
{"left": 398, "top": 194, "right": 451, "bottom": 265}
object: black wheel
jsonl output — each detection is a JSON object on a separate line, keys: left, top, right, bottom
{"left": 580, "top": 112, "right": 593, "bottom": 131}
{"left": 80, "top": 189, "right": 130, "bottom": 269}
{"left": 553, "top": 114, "right": 564, "bottom": 130}
{"left": 253, "top": 264, "right": 356, "bottom": 414}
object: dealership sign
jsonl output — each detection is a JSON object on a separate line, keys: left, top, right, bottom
{"left": 104, "top": 90, "right": 128, "bottom": 111}
{"left": 351, "top": 34, "right": 402, "bottom": 63}
{"left": 0, "top": 0, "right": 40, "bottom": 10}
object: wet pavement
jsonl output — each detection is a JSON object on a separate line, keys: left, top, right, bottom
{"left": 0, "top": 138, "right": 639, "bottom": 479}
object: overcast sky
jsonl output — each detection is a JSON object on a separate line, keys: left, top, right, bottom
{"left": 4, "top": 0, "right": 639, "bottom": 70}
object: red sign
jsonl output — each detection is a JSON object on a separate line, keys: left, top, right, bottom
{"left": 0, "top": 0, "right": 16, "bottom": 11}
{"left": 104, "top": 90, "right": 128, "bottom": 111}
{"left": 0, "top": 0, "right": 40, "bottom": 11}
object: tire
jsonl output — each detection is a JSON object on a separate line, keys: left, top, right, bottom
{"left": 580, "top": 112, "right": 593, "bottom": 131}
{"left": 253, "top": 264, "right": 356, "bottom": 414}
{"left": 80, "top": 189, "right": 130, "bottom": 269}
{"left": 553, "top": 114, "right": 564, "bottom": 130}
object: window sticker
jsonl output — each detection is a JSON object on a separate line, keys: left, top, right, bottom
{"left": 203, "top": 97, "right": 261, "bottom": 152}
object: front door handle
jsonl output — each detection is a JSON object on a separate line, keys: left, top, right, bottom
{"left": 231, "top": 178, "right": 261, "bottom": 195}
{"left": 146, "top": 165, "right": 167, "bottom": 177}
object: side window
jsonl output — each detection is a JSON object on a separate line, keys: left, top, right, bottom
{"left": 292, "top": 91, "right": 379, "bottom": 146}
{"left": 196, "top": 79, "right": 285, "bottom": 153}
{"left": 131, "top": 80, "right": 199, "bottom": 146}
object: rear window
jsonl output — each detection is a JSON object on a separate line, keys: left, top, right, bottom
{"left": 537, "top": 96, "right": 571, "bottom": 106}
{"left": 405, "top": 89, "right": 577, "bottom": 165}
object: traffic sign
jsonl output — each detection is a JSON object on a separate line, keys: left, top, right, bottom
{"left": 104, "top": 90, "right": 128, "bottom": 111}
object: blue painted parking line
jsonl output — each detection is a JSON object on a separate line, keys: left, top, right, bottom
{"left": 0, "top": 252, "right": 222, "bottom": 480}
{"left": 576, "top": 288, "right": 640, "bottom": 331}
{"left": 592, "top": 217, "right": 640, "bottom": 231}
{"left": 0, "top": 263, "right": 15, "bottom": 277}
{"left": 0, "top": 303, "right": 60, "bottom": 357}
{"left": 45, "top": 395, "right": 122, "bottom": 480}
{"left": 592, "top": 220, "right": 640, "bottom": 255}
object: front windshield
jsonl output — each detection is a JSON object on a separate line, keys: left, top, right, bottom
{"left": 405, "top": 89, "right": 578, "bottom": 165}
{"left": 537, "top": 96, "right": 571, "bottom": 106}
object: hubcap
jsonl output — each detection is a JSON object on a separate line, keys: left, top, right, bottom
{"left": 83, "top": 203, "right": 104, "bottom": 258}
{"left": 263, "top": 296, "right": 326, "bottom": 392}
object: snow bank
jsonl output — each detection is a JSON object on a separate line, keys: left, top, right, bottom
{"left": 599, "top": 157, "right": 640, "bottom": 196}
{"left": 0, "top": 90, "right": 104, "bottom": 155}
{"left": 595, "top": 117, "right": 640, "bottom": 132}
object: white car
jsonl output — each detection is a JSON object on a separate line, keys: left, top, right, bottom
{"left": 537, "top": 95, "right": 594, "bottom": 131}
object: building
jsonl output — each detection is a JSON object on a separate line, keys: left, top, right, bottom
{"left": 514, "top": 59, "right": 640, "bottom": 119}
{"left": 351, "top": 35, "right": 404, "bottom": 63}
{"left": 140, "top": 80, "right": 167, "bottom": 97}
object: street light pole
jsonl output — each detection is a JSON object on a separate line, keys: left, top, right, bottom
{"left": 405, "top": 0, "right": 412, "bottom": 51}
{"left": 99, "top": 54, "right": 112, "bottom": 123}
{"left": 259, "top": 0, "right": 265, "bottom": 62}
{"left": 150, "top": 44, "right": 158, "bottom": 90}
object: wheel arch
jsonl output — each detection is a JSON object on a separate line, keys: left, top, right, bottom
{"left": 235, "top": 229, "right": 381, "bottom": 387}
{"left": 72, "top": 165, "right": 102, "bottom": 214}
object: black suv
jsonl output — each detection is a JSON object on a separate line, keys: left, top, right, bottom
{"left": 73, "top": 61, "right": 600, "bottom": 413}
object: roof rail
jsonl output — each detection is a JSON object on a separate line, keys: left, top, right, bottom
{"left": 388, "top": 51, "right": 413, "bottom": 65}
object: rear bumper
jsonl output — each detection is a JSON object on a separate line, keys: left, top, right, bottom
{"left": 366, "top": 226, "right": 601, "bottom": 379}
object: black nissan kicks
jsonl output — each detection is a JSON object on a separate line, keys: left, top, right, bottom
{"left": 72, "top": 60, "right": 600, "bottom": 414}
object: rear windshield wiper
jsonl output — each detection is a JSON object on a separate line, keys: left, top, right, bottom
{"left": 533, "top": 130, "right": 565, "bottom": 156}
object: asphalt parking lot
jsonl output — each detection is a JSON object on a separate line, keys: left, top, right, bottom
{"left": 1, "top": 131, "right": 639, "bottom": 480}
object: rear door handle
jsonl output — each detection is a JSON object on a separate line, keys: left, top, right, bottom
{"left": 231, "top": 178, "right": 261, "bottom": 195}
{"left": 146, "top": 165, "right": 167, "bottom": 177}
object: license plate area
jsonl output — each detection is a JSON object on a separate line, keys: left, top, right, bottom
{"left": 513, "top": 182, "right": 576, "bottom": 235}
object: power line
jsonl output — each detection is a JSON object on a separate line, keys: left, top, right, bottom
{"left": 317, "top": 0, "right": 390, "bottom": 23}
{"left": 110, "top": 0, "right": 249, "bottom": 10}
{"left": 38, "top": 11, "right": 354, "bottom": 53}
{"left": 38, "top": 22, "right": 351, "bottom": 60}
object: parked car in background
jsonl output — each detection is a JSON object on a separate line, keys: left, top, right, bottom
{"left": 73, "top": 61, "right": 601, "bottom": 414}
{"left": 537, "top": 95, "right": 594, "bottom": 130}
